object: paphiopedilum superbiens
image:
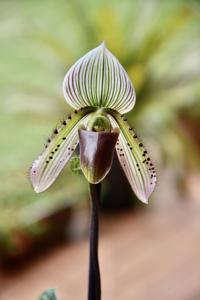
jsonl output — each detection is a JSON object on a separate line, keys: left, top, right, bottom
{"left": 30, "top": 43, "right": 156, "bottom": 204}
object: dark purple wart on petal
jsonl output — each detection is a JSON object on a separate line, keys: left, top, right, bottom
{"left": 78, "top": 129, "right": 119, "bottom": 184}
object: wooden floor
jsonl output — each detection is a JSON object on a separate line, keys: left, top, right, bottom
{"left": 1, "top": 200, "right": 200, "bottom": 300}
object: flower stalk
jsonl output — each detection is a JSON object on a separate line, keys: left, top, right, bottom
{"left": 88, "top": 183, "right": 101, "bottom": 300}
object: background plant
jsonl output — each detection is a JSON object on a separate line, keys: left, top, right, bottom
{"left": 0, "top": 0, "right": 200, "bottom": 248}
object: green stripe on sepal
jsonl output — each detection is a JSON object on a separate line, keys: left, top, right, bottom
{"left": 107, "top": 109, "right": 157, "bottom": 203}
{"left": 78, "top": 129, "right": 119, "bottom": 184}
{"left": 30, "top": 107, "right": 95, "bottom": 193}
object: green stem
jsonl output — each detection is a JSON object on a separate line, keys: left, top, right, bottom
{"left": 88, "top": 183, "right": 101, "bottom": 300}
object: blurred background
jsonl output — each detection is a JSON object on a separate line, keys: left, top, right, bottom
{"left": 0, "top": 0, "right": 200, "bottom": 299}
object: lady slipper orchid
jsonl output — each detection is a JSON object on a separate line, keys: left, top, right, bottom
{"left": 30, "top": 43, "right": 156, "bottom": 203}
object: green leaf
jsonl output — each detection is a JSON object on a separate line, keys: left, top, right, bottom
{"left": 107, "top": 109, "right": 156, "bottom": 203}
{"left": 30, "top": 107, "right": 95, "bottom": 193}
{"left": 38, "top": 289, "right": 57, "bottom": 300}
{"left": 70, "top": 155, "right": 82, "bottom": 175}
{"left": 63, "top": 43, "right": 136, "bottom": 114}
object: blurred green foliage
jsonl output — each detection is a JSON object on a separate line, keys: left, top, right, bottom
{"left": 38, "top": 289, "right": 57, "bottom": 300}
{"left": 0, "top": 0, "right": 200, "bottom": 245}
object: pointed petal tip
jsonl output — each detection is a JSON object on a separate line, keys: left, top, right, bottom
{"left": 140, "top": 196, "right": 149, "bottom": 204}
{"left": 31, "top": 180, "right": 43, "bottom": 193}
{"left": 95, "top": 41, "right": 107, "bottom": 54}
{"left": 34, "top": 185, "right": 41, "bottom": 193}
{"left": 134, "top": 184, "right": 156, "bottom": 204}
{"left": 100, "top": 41, "right": 106, "bottom": 48}
{"left": 137, "top": 185, "right": 157, "bottom": 204}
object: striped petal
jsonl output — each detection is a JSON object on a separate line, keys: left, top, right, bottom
{"left": 30, "top": 107, "right": 95, "bottom": 193}
{"left": 108, "top": 110, "right": 156, "bottom": 203}
{"left": 63, "top": 43, "right": 136, "bottom": 114}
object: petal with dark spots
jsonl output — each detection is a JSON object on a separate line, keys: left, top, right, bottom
{"left": 107, "top": 110, "right": 157, "bottom": 203}
{"left": 30, "top": 107, "right": 95, "bottom": 193}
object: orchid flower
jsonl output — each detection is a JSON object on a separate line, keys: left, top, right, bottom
{"left": 30, "top": 43, "right": 156, "bottom": 203}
